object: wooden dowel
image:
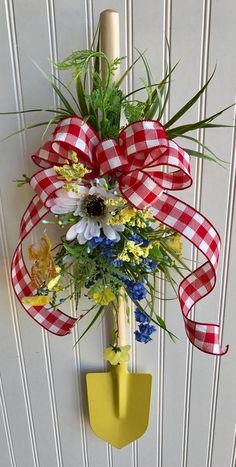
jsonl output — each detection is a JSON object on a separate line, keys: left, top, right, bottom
{"left": 100, "top": 9, "right": 120, "bottom": 82}
{"left": 100, "top": 9, "right": 126, "bottom": 348}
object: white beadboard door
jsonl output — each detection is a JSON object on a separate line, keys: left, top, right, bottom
{"left": 0, "top": 1, "right": 236, "bottom": 466}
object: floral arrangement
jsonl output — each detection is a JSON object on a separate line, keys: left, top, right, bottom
{"left": 8, "top": 45, "right": 229, "bottom": 362}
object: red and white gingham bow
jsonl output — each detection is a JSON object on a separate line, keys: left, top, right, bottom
{"left": 12, "top": 116, "right": 228, "bottom": 354}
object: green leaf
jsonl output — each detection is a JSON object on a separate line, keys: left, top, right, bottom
{"left": 124, "top": 82, "right": 161, "bottom": 100}
{"left": 160, "top": 240, "right": 191, "bottom": 272}
{"left": 63, "top": 242, "right": 85, "bottom": 257}
{"left": 135, "top": 48, "right": 153, "bottom": 87}
{"left": 144, "top": 85, "right": 162, "bottom": 120}
{"left": 154, "top": 313, "right": 178, "bottom": 342}
{"left": 149, "top": 245, "right": 164, "bottom": 260}
{"left": 115, "top": 53, "right": 143, "bottom": 88}
{"left": 183, "top": 148, "right": 225, "bottom": 166}
{"left": 30, "top": 58, "right": 77, "bottom": 115}
{"left": 74, "top": 306, "right": 104, "bottom": 344}
{"left": 0, "top": 109, "right": 43, "bottom": 115}
{"left": 177, "top": 134, "right": 228, "bottom": 164}
{"left": 52, "top": 74, "right": 81, "bottom": 113}
{"left": 1, "top": 121, "right": 50, "bottom": 142}
{"left": 164, "top": 67, "right": 216, "bottom": 129}
{"left": 76, "top": 75, "right": 89, "bottom": 116}
{"left": 166, "top": 103, "right": 235, "bottom": 137}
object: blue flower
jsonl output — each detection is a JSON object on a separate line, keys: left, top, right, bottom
{"left": 128, "top": 234, "right": 150, "bottom": 247}
{"left": 141, "top": 258, "right": 157, "bottom": 272}
{"left": 134, "top": 330, "right": 152, "bottom": 343}
{"left": 101, "top": 238, "right": 116, "bottom": 247}
{"left": 112, "top": 259, "right": 124, "bottom": 267}
{"left": 125, "top": 280, "right": 147, "bottom": 301}
{"left": 88, "top": 236, "right": 104, "bottom": 249}
{"left": 139, "top": 323, "right": 156, "bottom": 335}
{"left": 135, "top": 308, "right": 148, "bottom": 323}
{"left": 134, "top": 322, "right": 156, "bottom": 343}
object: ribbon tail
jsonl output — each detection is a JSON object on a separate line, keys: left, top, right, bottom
{"left": 12, "top": 196, "right": 77, "bottom": 336}
{"left": 151, "top": 192, "right": 228, "bottom": 355}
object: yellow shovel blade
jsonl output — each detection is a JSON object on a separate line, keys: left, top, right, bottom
{"left": 86, "top": 363, "right": 152, "bottom": 448}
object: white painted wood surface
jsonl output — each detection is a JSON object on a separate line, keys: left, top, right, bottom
{"left": 0, "top": 1, "right": 235, "bottom": 466}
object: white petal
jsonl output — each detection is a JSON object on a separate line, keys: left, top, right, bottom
{"left": 89, "top": 186, "right": 110, "bottom": 199}
{"left": 54, "top": 197, "right": 78, "bottom": 208}
{"left": 114, "top": 224, "right": 125, "bottom": 232}
{"left": 90, "top": 221, "right": 101, "bottom": 238}
{"left": 75, "top": 218, "right": 87, "bottom": 233}
{"left": 51, "top": 205, "right": 75, "bottom": 215}
{"left": 66, "top": 224, "right": 79, "bottom": 241}
{"left": 55, "top": 188, "right": 70, "bottom": 198}
{"left": 102, "top": 223, "right": 117, "bottom": 240}
{"left": 77, "top": 232, "right": 87, "bottom": 244}
{"left": 76, "top": 185, "right": 89, "bottom": 196}
{"left": 84, "top": 219, "right": 94, "bottom": 240}
{"left": 114, "top": 232, "right": 120, "bottom": 241}
{"left": 73, "top": 201, "right": 84, "bottom": 216}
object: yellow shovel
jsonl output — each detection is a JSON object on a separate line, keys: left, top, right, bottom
{"left": 86, "top": 10, "right": 152, "bottom": 448}
{"left": 86, "top": 291, "right": 152, "bottom": 448}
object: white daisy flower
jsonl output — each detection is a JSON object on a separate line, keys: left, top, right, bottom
{"left": 49, "top": 180, "right": 124, "bottom": 244}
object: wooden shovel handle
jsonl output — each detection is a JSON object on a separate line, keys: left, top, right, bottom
{"left": 100, "top": 11, "right": 125, "bottom": 347}
{"left": 100, "top": 10, "right": 120, "bottom": 82}
{"left": 117, "top": 289, "right": 126, "bottom": 347}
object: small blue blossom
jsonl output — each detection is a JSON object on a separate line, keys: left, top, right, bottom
{"left": 111, "top": 259, "right": 124, "bottom": 267}
{"left": 88, "top": 236, "right": 104, "bottom": 249}
{"left": 135, "top": 308, "right": 148, "bottom": 323}
{"left": 125, "top": 280, "right": 147, "bottom": 301}
{"left": 134, "top": 330, "right": 152, "bottom": 343}
{"left": 128, "top": 234, "right": 150, "bottom": 247}
{"left": 134, "top": 322, "right": 156, "bottom": 343}
{"left": 101, "top": 238, "right": 116, "bottom": 247}
{"left": 139, "top": 323, "right": 156, "bottom": 335}
{"left": 141, "top": 258, "right": 157, "bottom": 272}
{"left": 101, "top": 248, "right": 115, "bottom": 259}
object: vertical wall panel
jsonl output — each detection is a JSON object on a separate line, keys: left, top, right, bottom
{"left": 0, "top": 1, "right": 236, "bottom": 466}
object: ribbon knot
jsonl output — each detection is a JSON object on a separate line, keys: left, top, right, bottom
{"left": 11, "top": 116, "right": 228, "bottom": 355}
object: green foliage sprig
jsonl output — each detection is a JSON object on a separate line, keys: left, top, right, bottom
{"left": 1, "top": 36, "right": 233, "bottom": 167}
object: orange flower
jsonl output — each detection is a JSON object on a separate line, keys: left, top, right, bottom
{"left": 28, "top": 234, "right": 57, "bottom": 289}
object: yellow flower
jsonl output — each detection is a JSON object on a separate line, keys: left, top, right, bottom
{"left": 120, "top": 206, "right": 136, "bottom": 222}
{"left": 22, "top": 295, "right": 50, "bottom": 306}
{"left": 103, "top": 345, "right": 131, "bottom": 365}
{"left": 47, "top": 267, "right": 62, "bottom": 291}
{"left": 166, "top": 233, "right": 183, "bottom": 257}
{"left": 92, "top": 288, "right": 116, "bottom": 305}
{"left": 118, "top": 241, "right": 152, "bottom": 263}
{"left": 54, "top": 152, "right": 91, "bottom": 183}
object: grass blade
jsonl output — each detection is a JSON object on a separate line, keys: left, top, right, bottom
{"left": 74, "top": 306, "right": 104, "bottom": 344}
{"left": 0, "top": 109, "right": 43, "bottom": 115}
{"left": 164, "top": 67, "right": 216, "bottom": 129}
{"left": 76, "top": 75, "right": 89, "bottom": 116}
{"left": 183, "top": 148, "right": 225, "bottom": 167}
{"left": 166, "top": 103, "right": 234, "bottom": 138}
{"left": 30, "top": 57, "right": 77, "bottom": 115}
{"left": 52, "top": 74, "right": 81, "bottom": 113}
{"left": 116, "top": 52, "right": 143, "bottom": 88}
{"left": 1, "top": 121, "right": 49, "bottom": 142}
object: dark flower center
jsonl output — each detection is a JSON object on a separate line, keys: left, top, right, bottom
{"left": 82, "top": 195, "right": 106, "bottom": 217}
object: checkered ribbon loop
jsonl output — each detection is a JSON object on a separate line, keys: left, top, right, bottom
{"left": 11, "top": 196, "right": 77, "bottom": 336}
{"left": 12, "top": 116, "right": 228, "bottom": 353}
